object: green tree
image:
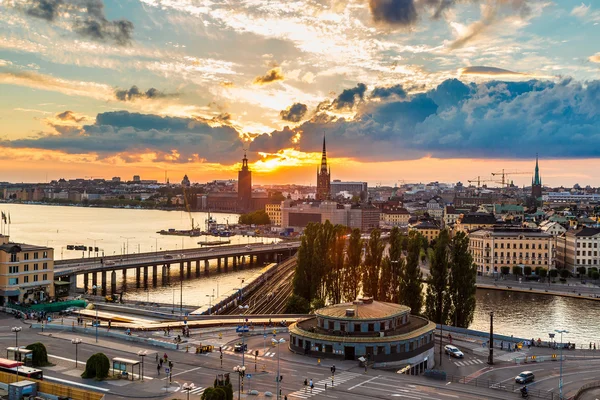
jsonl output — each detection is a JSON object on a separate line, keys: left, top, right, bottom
{"left": 512, "top": 266, "right": 523, "bottom": 276}
{"left": 342, "top": 228, "right": 362, "bottom": 302}
{"left": 549, "top": 269, "right": 559, "bottom": 278}
{"left": 310, "top": 298, "right": 326, "bottom": 312}
{"left": 560, "top": 269, "right": 570, "bottom": 279}
{"left": 593, "top": 271, "right": 600, "bottom": 281}
{"left": 577, "top": 266, "right": 586, "bottom": 276}
{"left": 25, "top": 342, "right": 49, "bottom": 367}
{"left": 448, "top": 231, "right": 477, "bottom": 328}
{"left": 523, "top": 266, "right": 532, "bottom": 276}
{"left": 310, "top": 228, "right": 327, "bottom": 299}
{"left": 399, "top": 231, "right": 424, "bottom": 314}
{"left": 239, "top": 210, "right": 271, "bottom": 225}
{"left": 362, "top": 229, "right": 385, "bottom": 299}
{"left": 202, "top": 387, "right": 227, "bottom": 400}
{"left": 425, "top": 230, "right": 451, "bottom": 324}
{"left": 81, "top": 353, "right": 110, "bottom": 380}
{"left": 538, "top": 268, "right": 548, "bottom": 278}
{"left": 285, "top": 294, "right": 310, "bottom": 314}
{"left": 324, "top": 225, "right": 346, "bottom": 304}
{"left": 378, "top": 256, "right": 393, "bottom": 302}
{"left": 388, "top": 227, "right": 404, "bottom": 303}
{"left": 501, "top": 266, "right": 510, "bottom": 276}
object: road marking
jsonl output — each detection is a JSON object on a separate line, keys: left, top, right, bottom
{"left": 45, "top": 375, "right": 110, "bottom": 392}
{"left": 361, "top": 385, "right": 422, "bottom": 399}
{"left": 348, "top": 375, "right": 380, "bottom": 391}
{"left": 48, "top": 354, "right": 156, "bottom": 380}
{"left": 165, "top": 366, "right": 204, "bottom": 379}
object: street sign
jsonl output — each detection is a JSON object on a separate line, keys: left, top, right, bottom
{"left": 165, "top": 368, "right": 170, "bottom": 374}
{"left": 246, "top": 374, "right": 252, "bottom": 379}
{"left": 263, "top": 334, "right": 267, "bottom": 339}
{"left": 184, "top": 320, "right": 187, "bottom": 325}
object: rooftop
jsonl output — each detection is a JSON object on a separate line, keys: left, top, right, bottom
{"left": 0, "top": 242, "right": 51, "bottom": 252}
{"left": 316, "top": 300, "right": 410, "bottom": 321}
{"left": 570, "top": 227, "right": 600, "bottom": 237}
{"left": 459, "top": 212, "right": 497, "bottom": 225}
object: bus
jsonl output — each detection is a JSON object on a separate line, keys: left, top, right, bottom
{"left": 0, "top": 357, "right": 43, "bottom": 380}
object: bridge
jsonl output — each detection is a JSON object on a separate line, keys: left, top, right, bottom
{"left": 55, "top": 241, "right": 300, "bottom": 296}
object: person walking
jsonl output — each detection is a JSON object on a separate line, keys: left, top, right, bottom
{"left": 157, "top": 363, "right": 161, "bottom": 375}
{"left": 155, "top": 353, "right": 159, "bottom": 363}
{"left": 309, "top": 379, "right": 314, "bottom": 393}
{"left": 304, "top": 379, "right": 307, "bottom": 392}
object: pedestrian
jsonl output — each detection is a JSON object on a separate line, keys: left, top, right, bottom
{"left": 304, "top": 378, "right": 307, "bottom": 392}
{"left": 155, "top": 353, "right": 159, "bottom": 362}
{"left": 501, "top": 341, "right": 504, "bottom": 350}
{"left": 590, "top": 342, "right": 592, "bottom": 350}
{"left": 310, "top": 379, "right": 314, "bottom": 393}
{"left": 594, "top": 343, "right": 596, "bottom": 350}
{"left": 159, "top": 358, "right": 163, "bottom": 367}
{"left": 157, "top": 364, "right": 161, "bottom": 375}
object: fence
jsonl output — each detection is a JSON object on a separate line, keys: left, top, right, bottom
{"left": 425, "top": 370, "right": 556, "bottom": 399}
{"left": 573, "top": 380, "right": 600, "bottom": 400}
{"left": 0, "top": 370, "right": 104, "bottom": 400}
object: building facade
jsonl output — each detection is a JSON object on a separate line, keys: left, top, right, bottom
{"left": 380, "top": 209, "right": 410, "bottom": 227}
{"left": 0, "top": 235, "right": 54, "bottom": 305}
{"left": 454, "top": 212, "right": 497, "bottom": 234}
{"left": 288, "top": 298, "right": 435, "bottom": 372}
{"left": 281, "top": 200, "right": 380, "bottom": 232}
{"left": 265, "top": 203, "right": 282, "bottom": 226}
{"left": 331, "top": 180, "right": 368, "bottom": 200}
{"left": 316, "top": 136, "right": 331, "bottom": 201}
{"left": 409, "top": 221, "right": 440, "bottom": 243}
{"left": 556, "top": 228, "right": 600, "bottom": 273}
{"left": 469, "top": 228, "right": 554, "bottom": 275}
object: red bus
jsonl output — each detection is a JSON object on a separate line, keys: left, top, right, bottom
{"left": 0, "top": 357, "right": 43, "bottom": 380}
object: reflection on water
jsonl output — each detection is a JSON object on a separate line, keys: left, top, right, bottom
{"left": 470, "top": 289, "right": 600, "bottom": 345}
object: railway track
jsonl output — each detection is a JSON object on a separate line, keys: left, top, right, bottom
{"left": 222, "top": 256, "right": 296, "bottom": 315}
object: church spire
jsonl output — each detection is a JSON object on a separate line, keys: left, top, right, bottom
{"left": 533, "top": 153, "right": 541, "bottom": 186}
{"left": 320, "top": 133, "right": 328, "bottom": 172}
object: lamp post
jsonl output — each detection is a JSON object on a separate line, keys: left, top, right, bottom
{"left": 272, "top": 338, "right": 285, "bottom": 400}
{"left": 439, "top": 290, "right": 446, "bottom": 367}
{"left": 206, "top": 294, "right": 215, "bottom": 315}
{"left": 71, "top": 338, "right": 82, "bottom": 368}
{"left": 137, "top": 350, "right": 147, "bottom": 381}
{"left": 239, "top": 305, "right": 249, "bottom": 367}
{"left": 11, "top": 326, "right": 22, "bottom": 348}
{"left": 86, "top": 238, "right": 103, "bottom": 258}
{"left": 556, "top": 329, "right": 568, "bottom": 399}
{"left": 180, "top": 253, "right": 184, "bottom": 316}
{"left": 233, "top": 365, "right": 246, "bottom": 400}
{"left": 182, "top": 382, "right": 195, "bottom": 400}
{"left": 149, "top": 236, "right": 159, "bottom": 256}
{"left": 120, "top": 236, "right": 135, "bottom": 259}
{"left": 488, "top": 311, "right": 494, "bottom": 365}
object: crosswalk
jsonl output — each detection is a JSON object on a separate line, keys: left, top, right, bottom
{"left": 219, "top": 346, "right": 277, "bottom": 357}
{"left": 453, "top": 358, "right": 484, "bottom": 367}
{"left": 179, "top": 385, "right": 206, "bottom": 396}
{"left": 287, "top": 371, "right": 362, "bottom": 399}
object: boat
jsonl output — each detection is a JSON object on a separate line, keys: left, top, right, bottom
{"left": 157, "top": 228, "right": 202, "bottom": 237}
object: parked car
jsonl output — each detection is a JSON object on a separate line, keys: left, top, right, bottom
{"left": 515, "top": 371, "right": 535, "bottom": 384}
{"left": 444, "top": 345, "right": 464, "bottom": 358}
{"left": 234, "top": 343, "right": 248, "bottom": 352}
{"left": 163, "top": 254, "right": 173, "bottom": 259}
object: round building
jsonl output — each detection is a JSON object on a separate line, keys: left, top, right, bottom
{"left": 288, "top": 298, "right": 436, "bottom": 373}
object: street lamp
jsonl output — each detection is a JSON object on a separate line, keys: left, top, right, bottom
{"left": 86, "top": 238, "right": 103, "bottom": 258}
{"left": 555, "top": 329, "right": 568, "bottom": 399}
{"left": 120, "top": 236, "right": 135, "bottom": 258}
{"left": 11, "top": 326, "right": 22, "bottom": 348}
{"left": 71, "top": 338, "right": 82, "bottom": 368}
{"left": 206, "top": 294, "right": 215, "bottom": 315}
{"left": 91, "top": 289, "right": 99, "bottom": 343}
{"left": 149, "top": 236, "right": 159, "bottom": 255}
{"left": 272, "top": 338, "right": 286, "bottom": 400}
{"left": 439, "top": 290, "right": 446, "bottom": 367}
{"left": 182, "top": 382, "right": 195, "bottom": 400}
{"left": 239, "top": 305, "right": 249, "bottom": 367}
{"left": 137, "top": 350, "right": 147, "bottom": 381}
{"left": 233, "top": 365, "right": 246, "bottom": 400}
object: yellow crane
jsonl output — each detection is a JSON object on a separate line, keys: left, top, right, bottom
{"left": 467, "top": 176, "right": 497, "bottom": 188}
{"left": 491, "top": 170, "right": 530, "bottom": 187}
{"left": 181, "top": 186, "right": 196, "bottom": 230}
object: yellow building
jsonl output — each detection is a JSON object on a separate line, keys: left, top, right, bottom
{"left": 454, "top": 212, "right": 497, "bottom": 234}
{"left": 0, "top": 235, "right": 54, "bottom": 305}
{"left": 265, "top": 203, "right": 282, "bottom": 226}
{"left": 410, "top": 221, "right": 440, "bottom": 244}
{"left": 469, "top": 228, "right": 554, "bottom": 275}
{"left": 380, "top": 209, "right": 410, "bottom": 227}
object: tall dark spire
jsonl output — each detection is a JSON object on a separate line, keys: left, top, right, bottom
{"left": 320, "top": 133, "right": 328, "bottom": 172}
{"left": 533, "top": 153, "right": 541, "bottom": 186}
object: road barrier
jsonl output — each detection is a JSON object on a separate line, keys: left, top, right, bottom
{"left": 515, "top": 355, "right": 564, "bottom": 364}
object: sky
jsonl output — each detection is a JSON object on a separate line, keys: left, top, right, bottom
{"left": 0, "top": 0, "right": 599, "bottom": 187}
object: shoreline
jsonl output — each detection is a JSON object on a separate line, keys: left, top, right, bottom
{"left": 477, "top": 283, "right": 600, "bottom": 302}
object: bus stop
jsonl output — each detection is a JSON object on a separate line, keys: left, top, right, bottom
{"left": 112, "top": 357, "right": 141, "bottom": 381}
{"left": 6, "top": 347, "right": 33, "bottom": 366}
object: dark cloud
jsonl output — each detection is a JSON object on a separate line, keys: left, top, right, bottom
{"left": 115, "top": 86, "right": 170, "bottom": 102}
{"left": 249, "top": 127, "right": 296, "bottom": 153}
{"left": 21, "top": 0, "right": 133, "bottom": 46}
{"left": 280, "top": 103, "right": 308, "bottom": 122}
{"left": 331, "top": 83, "right": 367, "bottom": 110}
{"left": 250, "top": 78, "right": 600, "bottom": 161}
{"left": 25, "top": 0, "right": 63, "bottom": 21}
{"left": 371, "top": 84, "right": 407, "bottom": 99}
{"left": 459, "top": 66, "right": 525, "bottom": 76}
{"left": 368, "top": 0, "right": 418, "bottom": 27}
{"left": 56, "top": 110, "right": 85, "bottom": 122}
{"left": 5, "top": 111, "right": 243, "bottom": 163}
{"left": 253, "top": 68, "right": 284, "bottom": 85}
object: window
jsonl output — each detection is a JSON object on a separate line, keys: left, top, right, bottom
{"left": 43, "top": 273, "right": 48, "bottom": 281}
{"left": 10, "top": 253, "right": 17, "bottom": 262}
{"left": 500, "top": 243, "right": 504, "bottom": 248}
{"left": 33, "top": 252, "right": 38, "bottom": 259}
{"left": 9, "top": 265, "right": 18, "bottom": 274}
{"left": 583, "top": 243, "right": 587, "bottom": 248}
{"left": 24, "top": 276, "right": 29, "bottom": 283}
{"left": 368, "top": 323, "right": 374, "bottom": 332}
{"left": 328, "top": 321, "right": 334, "bottom": 330}
{"left": 34, "top": 264, "right": 38, "bottom": 271}
{"left": 24, "top": 264, "right": 29, "bottom": 272}
{"left": 353, "top": 324, "right": 360, "bottom": 333}
{"left": 43, "top": 262, "right": 48, "bottom": 270}
{"left": 340, "top": 323, "right": 346, "bottom": 332}
{"left": 8, "top": 278, "right": 18, "bottom": 285}
{"left": 520, "top": 244, "right": 523, "bottom": 249}
{"left": 34, "top": 275, "right": 39, "bottom": 282}
{"left": 43, "top": 251, "right": 48, "bottom": 258}
{"left": 377, "top": 346, "right": 385, "bottom": 355}
{"left": 525, "top": 244, "right": 529, "bottom": 249}
{"left": 24, "top": 253, "right": 29, "bottom": 260}
{"left": 577, "top": 251, "right": 580, "bottom": 256}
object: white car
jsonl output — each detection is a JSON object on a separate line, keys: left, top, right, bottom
{"left": 444, "top": 345, "right": 464, "bottom": 358}
{"left": 245, "top": 245, "right": 252, "bottom": 249}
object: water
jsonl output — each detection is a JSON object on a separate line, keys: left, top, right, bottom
{"left": 470, "top": 289, "right": 600, "bottom": 345}
{"left": 3, "top": 204, "right": 599, "bottom": 340}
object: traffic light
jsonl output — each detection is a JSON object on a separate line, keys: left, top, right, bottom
{"left": 95, "top": 247, "right": 99, "bottom": 252}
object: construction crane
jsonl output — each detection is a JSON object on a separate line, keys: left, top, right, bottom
{"left": 467, "top": 176, "right": 497, "bottom": 188}
{"left": 181, "top": 185, "right": 196, "bottom": 230}
{"left": 491, "top": 170, "right": 531, "bottom": 187}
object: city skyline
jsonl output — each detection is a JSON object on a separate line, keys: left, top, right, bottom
{"left": 1, "top": 1, "right": 600, "bottom": 185}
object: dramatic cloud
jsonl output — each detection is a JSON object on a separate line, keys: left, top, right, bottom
{"left": 371, "top": 84, "right": 407, "bottom": 99}
{"left": 5, "top": 111, "right": 243, "bottom": 163}
{"left": 331, "top": 83, "right": 368, "bottom": 110}
{"left": 590, "top": 53, "right": 600, "bottom": 64}
{"left": 115, "top": 86, "right": 170, "bottom": 102}
{"left": 280, "top": 103, "right": 308, "bottom": 122}
{"left": 251, "top": 78, "right": 600, "bottom": 161}
{"left": 253, "top": 67, "right": 284, "bottom": 85}
{"left": 56, "top": 110, "right": 85, "bottom": 122}
{"left": 368, "top": 0, "right": 418, "bottom": 27}
{"left": 21, "top": 0, "right": 134, "bottom": 46}
{"left": 458, "top": 66, "right": 526, "bottom": 77}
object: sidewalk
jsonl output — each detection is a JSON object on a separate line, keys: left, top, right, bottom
{"left": 39, "top": 331, "right": 159, "bottom": 357}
